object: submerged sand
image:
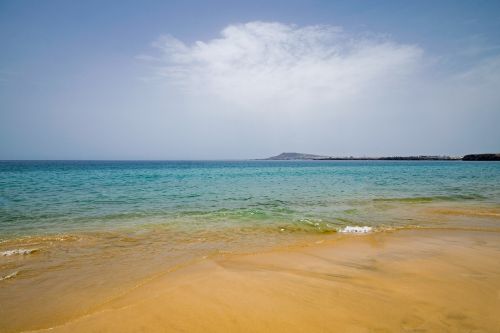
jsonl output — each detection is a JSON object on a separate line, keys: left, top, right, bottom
{"left": 2, "top": 229, "right": 498, "bottom": 333}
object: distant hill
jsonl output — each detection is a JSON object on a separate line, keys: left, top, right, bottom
{"left": 262, "top": 152, "right": 469, "bottom": 161}
{"left": 263, "top": 152, "right": 328, "bottom": 160}
{"left": 462, "top": 154, "right": 500, "bottom": 161}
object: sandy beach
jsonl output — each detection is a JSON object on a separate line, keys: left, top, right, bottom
{"left": 2, "top": 229, "right": 497, "bottom": 333}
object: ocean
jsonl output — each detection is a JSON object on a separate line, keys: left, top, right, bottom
{"left": 1, "top": 160, "right": 499, "bottom": 239}
{"left": 2, "top": 159, "right": 499, "bottom": 269}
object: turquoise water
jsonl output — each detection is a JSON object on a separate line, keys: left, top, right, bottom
{"left": 1, "top": 160, "right": 500, "bottom": 240}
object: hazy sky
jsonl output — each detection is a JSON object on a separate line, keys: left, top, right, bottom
{"left": 1, "top": 0, "right": 499, "bottom": 159}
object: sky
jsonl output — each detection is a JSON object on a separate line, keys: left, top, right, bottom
{"left": 1, "top": 0, "right": 499, "bottom": 159}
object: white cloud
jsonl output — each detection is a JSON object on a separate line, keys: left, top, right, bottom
{"left": 151, "top": 22, "right": 423, "bottom": 111}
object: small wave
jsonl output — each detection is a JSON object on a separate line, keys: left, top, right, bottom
{"left": 338, "top": 226, "right": 373, "bottom": 233}
{"left": 427, "top": 208, "right": 500, "bottom": 217}
{"left": 0, "top": 234, "right": 80, "bottom": 248}
{"left": 1, "top": 248, "right": 39, "bottom": 256}
{"left": 373, "top": 194, "right": 485, "bottom": 203}
{"left": 0, "top": 271, "right": 18, "bottom": 281}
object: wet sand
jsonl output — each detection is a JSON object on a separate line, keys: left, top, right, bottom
{"left": 7, "top": 229, "right": 498, "bottom": 333}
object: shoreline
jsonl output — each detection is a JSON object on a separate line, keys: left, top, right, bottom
{"left": 4, "top": 228, "right": 499, "bottom": 333}
{"left": 262, "top": 152, "right": 500, "bottom": 161}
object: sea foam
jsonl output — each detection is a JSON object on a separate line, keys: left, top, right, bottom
{"left": 0, "top": 271, "right": 18, "bottom": 281}
{"left": 1, "top": 248, "right": 38, "bottom": 256}
{"left": 338, "top": 226, "right": 373, "bottom": 233}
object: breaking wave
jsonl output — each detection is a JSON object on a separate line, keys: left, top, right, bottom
{"left": 1, "top": 248, "right": 39, "bottom": 256}
{"left": 338, "top": 226, "right": 373, "bottom": 233}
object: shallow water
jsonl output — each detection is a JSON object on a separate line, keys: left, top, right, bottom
{"left": 1, "top": 161, "right": 499, "bottom": 283}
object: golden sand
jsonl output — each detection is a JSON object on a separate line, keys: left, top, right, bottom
{"left": 2, "top": 229, "right": 497, "bottom": 333}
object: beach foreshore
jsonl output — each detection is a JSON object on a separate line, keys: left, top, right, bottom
{"left": 4, "top": 229, "right": 498, "bottom": 333}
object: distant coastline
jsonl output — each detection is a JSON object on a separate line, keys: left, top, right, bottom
{"left": 262, "top": 152, "right": 500, "bottom": 161}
